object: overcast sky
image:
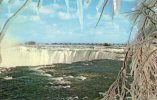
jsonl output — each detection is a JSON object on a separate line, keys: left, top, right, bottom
{"left": 0, "top": 0, "right": 137, "bottom": 43}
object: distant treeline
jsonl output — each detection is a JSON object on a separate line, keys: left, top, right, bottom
{"left": 24, "top": 41, "right": 126, "bottom": 46}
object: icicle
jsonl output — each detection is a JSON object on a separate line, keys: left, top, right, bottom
{"left": 84, "top": 0, "right": 91, "bottom": 8}
{"left": 113, "top": 0, "right": 120, "bottom": 15}
{"left": 96, "top": 0, "right": 104, "bottom": 13}
{"left": 77, "top": 0, "right": 83, "bottom": 30}
{"left": 37, "top": 0, "right": 43, "bottom": 17}
{"left": 65, "top": 0, "right": 70, "bottom": 15}
{"left": 37, "top": 0, "right": 43, "bottom": 9}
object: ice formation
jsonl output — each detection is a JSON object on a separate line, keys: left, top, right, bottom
{"left": 113, "top": 0, "right": 120, "bottom": 15}
{"left": 96, "top": 0, "right": 104, "bottom": 13}
{"left": 65, "top": 0, "right": 70, "bottom": 15}
{"left": 77, "top": 0, "right": 83, "bottom": 30}
{"left": 37, "top": 0, "right": 43, "bottom": 9}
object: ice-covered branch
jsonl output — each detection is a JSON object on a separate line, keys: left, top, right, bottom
{"left": 96, "top": 0, "right": 104, "bottom": 13}
{"left": 0, "top": 0, "right": 31, "bottom": 42}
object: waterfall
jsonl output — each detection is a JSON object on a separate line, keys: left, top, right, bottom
{"left": 0, "top": 46, "right": 124, "bottom": 67}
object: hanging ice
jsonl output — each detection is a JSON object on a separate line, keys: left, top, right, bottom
{"left": 37, "top": 0, "right": 43, "bottom": 9}
{"left": 65, "top": 0, "right": 70, "bottom": 15}
{"left": 36, "top": 0, "right": 43, "bottom": 17}
{"left": 96, "top": 0, "right": 104, "bottom": 13}
{"left": 84, "top": 0, "right": 91, "bottom": 8}
{"left": 113, "top": 0, "right": 120, "bottom": 15}
{"left": 77, "top": 0, "right": 83, "bottom": 30}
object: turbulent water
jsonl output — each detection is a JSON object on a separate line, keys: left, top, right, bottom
{"left": 0, "top": 45, "right": 124, "bottom": 99}
{"left": 0, "top": 45, "right": 124, "bottom": 67}
{"left": 0, "top": 59, "right": 122, "bottom": 99}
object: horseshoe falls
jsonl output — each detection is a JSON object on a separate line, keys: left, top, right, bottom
{"left": 0, "top": 45, "right": 124, "bottom": 67}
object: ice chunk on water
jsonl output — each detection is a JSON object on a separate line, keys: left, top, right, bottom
{"left": 44, "top": 73, "right": 52, "bottom": 77}
{"left": 52, "top": 77, "right": 64, "bottom": 81}
{"left": 76, "top": 76, "right": 86, "bottom": 80}
{"left": 4, "top": 76, "right": 13, "bottom": 80}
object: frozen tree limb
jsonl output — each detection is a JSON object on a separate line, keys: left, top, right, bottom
{"left": 0, "top": 0, "right": 31, "bottom": 63}
{"left": 0, "top": 0, "right": 31, "bottom": 42}
{"left": 102, "top": 0, "right": 157, "bottom": 100}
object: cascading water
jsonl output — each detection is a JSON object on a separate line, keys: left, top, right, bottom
{"left": 0, "top": 45, "right": 124, "bottom": 67}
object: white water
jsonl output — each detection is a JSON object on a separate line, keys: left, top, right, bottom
{"left": 0, "top": 45, "right": 124, "bottom": 67}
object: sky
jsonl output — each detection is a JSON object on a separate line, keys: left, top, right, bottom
{"left": 0, "top": 0, "right": 137, "bottom": 44}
